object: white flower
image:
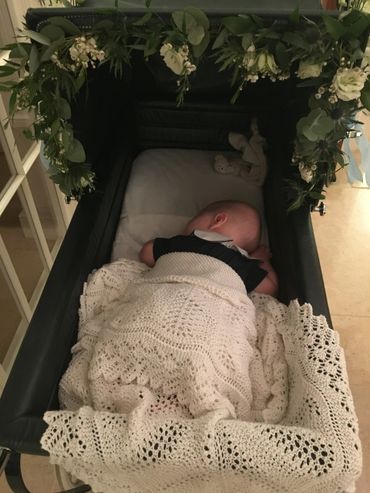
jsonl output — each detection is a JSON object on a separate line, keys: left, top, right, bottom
{"left": 297, "top": 60, "right": 324, "bottom": 79}
{"left": 69, "top": 47, "right": 79, "bottom": 60}
{"left": 362, "top": 0, "right": 370, "bottom": 13}
{"left": 332, "top": 67, "right": 367, "bottom": 101}
{"left": 160, "top": 43, "right": 185, "bottom": 75}
{"left": 242, "top": 43, "right": 256, "bottom": 70}
{"left": 68, "top": 35, "right": 105, "bottom": 70}
{"left": 160, "top": 43, "right": 196, "bottom": 76}
{"left": 255, "top": 52, "right": 279, "bottom": 75}
{"left": 299, "top": 163, "right": 314, "bottom": 183}
{"left": 184, "top": 60, "right": 196, "bottom": 74}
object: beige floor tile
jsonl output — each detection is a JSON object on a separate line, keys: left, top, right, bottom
{"left": 331, "top": 317, "right": 370, "bottom": 492}
{"left": 311, "top": 168, "right": 370, "bottom": 318}
{"left": 312, "top": 162, "right": 370, "bottom": 492}
{"left": 0, "top": 455, "right": 57, "bottom": 493}
{"left": 333, "top": 316, "right": 370, "bottom": 380}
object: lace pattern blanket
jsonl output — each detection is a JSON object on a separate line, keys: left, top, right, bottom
{"left": 41, "top": 256, "right": 362, "bottom": 493}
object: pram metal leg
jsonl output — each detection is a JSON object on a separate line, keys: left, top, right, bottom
{"left": 0, "top": 448, "right": 11, "bottom": 475}
{"left": 3, "top": 451, "right": 30, "bottom": 493}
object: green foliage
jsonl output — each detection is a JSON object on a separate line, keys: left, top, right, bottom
{"left": 297, "top": 109, "right": 335, "bottom": 142}
{"left": 2, "top": 1, "right": 370, "bottom": 207}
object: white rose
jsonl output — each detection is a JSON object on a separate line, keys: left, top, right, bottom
{"left": 256, "top": 52, "right": 279, "bottom": 75}
{"left": 160, "top": 43, "right": 185, "bottom": 75}
{"left": 297, "top": 60, "right": 323, "bottom": 79}
{"left": 332, "top": 67, "right": 367, "bottom": 101}
{"left": 362, "top": 0, "right": 370, "bottom": 13}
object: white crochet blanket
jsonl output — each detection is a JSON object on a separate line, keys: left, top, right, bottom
{"left": 41, "top": 255, "right": 362, "bottom": 493}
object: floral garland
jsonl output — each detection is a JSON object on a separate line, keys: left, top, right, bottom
{"left": 0, "top": 1, "right": 370, "bottom": 208}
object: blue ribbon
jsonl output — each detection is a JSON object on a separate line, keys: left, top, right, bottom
{"left": 342, "top": 121, "right": 370, "bottom": 187}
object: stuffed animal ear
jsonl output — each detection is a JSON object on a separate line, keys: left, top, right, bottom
{"left": 228, "top": 132, "right": 248, "bottom": 151}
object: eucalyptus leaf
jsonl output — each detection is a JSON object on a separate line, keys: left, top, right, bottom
{"left": 222, "top": 15, "right": 255, "bottom": 35}
{"left": 297, "top": 108, "right": 335, "bottom": 142}
{"left": 212, "top": 28, "right": 228, "bottom": 49}
{"left": 192, "top": 30, "right": 210, "bottom": 58}
{"left": 48, "top": 16, "right": 81, "bottom": 35}
{"left": 342, "top": 9, "right": 370, "bottom": 33}
{"left": 62, "top": 129, "right": 73, "bottom": 151}
{"left": 184, "top": 12, "right": 197, "bottom": 34}
{"left": 40, "top": 25, "right": 65, "bottom": 42}
{"left": 144, "top": 33, "right": 161, "bottom": 57}
{"left": 56, "top": 97, "right": 72, "bottom": 119}
{"left": 132, "top": 12, "right": 152, "bottom": 26}
{"left": 64, "top": 138, "right": 86, "bottom": 163}
{"left": 0, "top": 65, "right": 18, "bottom": 76}
{"left": 172, "top": 11, "right": 185, "bottom": 31}
{"left": 241, "top": 33, "right": 253, "bottom": 50}
{"left": 9, "top": 91, "right": 17, "bottom": 115}
{"left": 250, "top": 14, "right": 264, "bottom": 28}
{"left": 40, "top": 37, "right": 66, "bottom": 62}
{"left": 29, "top": 44, "right": 40, "bottom": 75}
{"left": 283, "top": 31, "right": 310, "bottom": 49}
{"left": 184, "top": 7, "right": 210, "bottom": 30}
{"left": 321, "top": 15, "right": 346, "bottom": 40}
{"left": 274, "top": 42, "right": 290, "bottom": 69}
{"left": 309, "top": 191, "right": 326, "bottom": 200}
{"left": 350, "top": 48, "right": 364, "bottom": 62}
{"left": 51, "top": 120, "right": 61, "bottom": 137}
{"left": 360, "top": 81, "right": 370, "bottom": 111}
{"left": 21, "top": 29, "right": 51, "bottom": 46}
{"left": 188, "top": 25, "right": 205, "bottom": 46}
{"left": 172, "top": 10, "right": 197, "bottom": 33}
{"left": 0, "top": 82, "right": 16, "bottom": 91}
{"left": 344, "top": 14, "right": 370, "bottom": 38}
{"left": 75, "top": 69, "right": 87, "bottom": 91}
{"left": 335, "top": 151, "right": 346, "bottom": 166}
{"left": 9, "top": 45, "right": 28, "bottom": 60}
{"left": 305, "top": 26, "right": 320, "bottom": 43}
{"left": 259, "top": 29, "right": 280, "bottom": 39}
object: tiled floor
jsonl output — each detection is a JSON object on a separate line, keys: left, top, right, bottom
{"left": 311, "top": 166, "right": 370, "bottom": 492}
{"left": 0, "top": 168, "right": 369, "bottom": 492}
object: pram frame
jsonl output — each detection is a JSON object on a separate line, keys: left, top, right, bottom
{"left": 0, "top": 3, "right": 334, "bottom": 492}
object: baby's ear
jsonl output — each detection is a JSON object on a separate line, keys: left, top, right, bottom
{"left": 210, "top": 212, "right": 227, "bottom": 229}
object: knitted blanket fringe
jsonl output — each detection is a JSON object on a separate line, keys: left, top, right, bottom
{"left": 41, "top": 256, "right": 362, "bottom": 493}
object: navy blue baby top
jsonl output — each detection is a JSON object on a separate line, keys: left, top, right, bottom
{"left": 152, "top": 233, "right": 267, "bottom": 293}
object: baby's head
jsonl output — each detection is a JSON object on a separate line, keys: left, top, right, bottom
{"left": 183, "top": 200, "right": 261, "bottom": 252}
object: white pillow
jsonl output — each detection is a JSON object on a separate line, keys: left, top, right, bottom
{"left": 111, "top": 148, "right": 267, "bottom": 261}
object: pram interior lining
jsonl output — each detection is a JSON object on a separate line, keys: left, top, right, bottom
{"left": 111, "top": 147, "right": 268, "bottom": 262}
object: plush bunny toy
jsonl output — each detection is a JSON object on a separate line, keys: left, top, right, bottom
{"left": 214, "top": 119, "right": 267, "bottom": 186}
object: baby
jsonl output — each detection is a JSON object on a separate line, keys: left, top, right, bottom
{"left": 140, "top": 200, "right": 278, "bottom": 296}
